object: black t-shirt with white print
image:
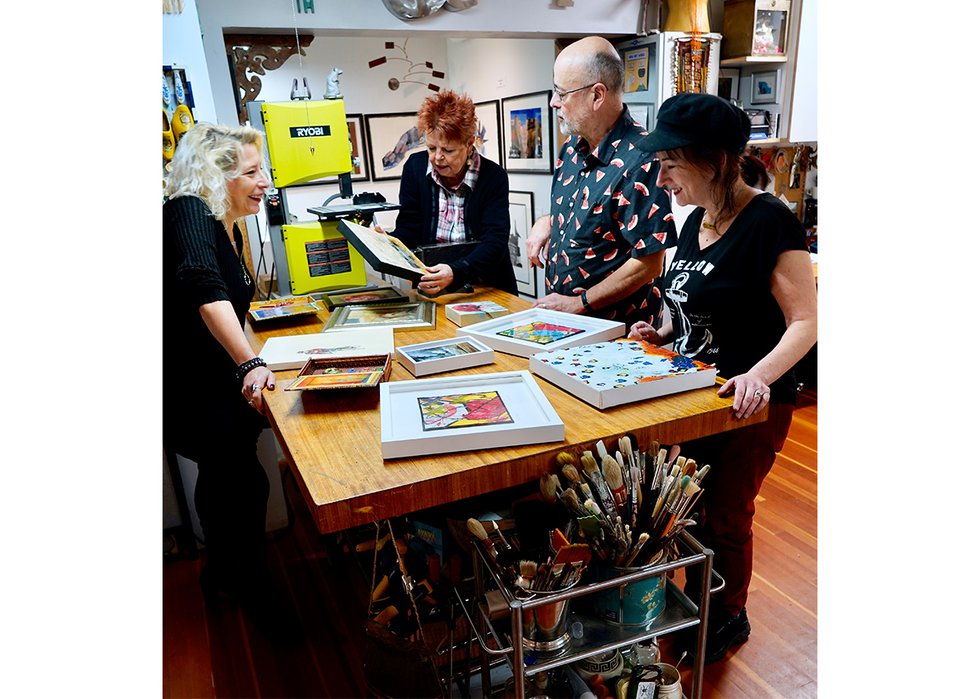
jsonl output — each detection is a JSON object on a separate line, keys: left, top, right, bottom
{"left": 662, "top": 192, "right": 808, "bottom": 405}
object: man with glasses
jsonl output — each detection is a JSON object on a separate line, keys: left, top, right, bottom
{"left": 527, "top": 36, "right": 676, "bottom": 328}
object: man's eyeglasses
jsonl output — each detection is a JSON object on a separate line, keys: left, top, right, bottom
{"left": 553, "top": 83, "right": 595, "bottom": 102}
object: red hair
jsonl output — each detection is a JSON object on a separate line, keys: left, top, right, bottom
{"left": 417, "top": 90, "right": 476, "bottom": 144}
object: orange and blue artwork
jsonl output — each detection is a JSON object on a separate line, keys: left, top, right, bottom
{"left": 497, "top": 321, "right": 585, "bottom": 345}
{"left": 535, "top": 340, "right": 715, "bottom": 389}
{"left": 418, "top": 391, "right": 514, "bottom": 431}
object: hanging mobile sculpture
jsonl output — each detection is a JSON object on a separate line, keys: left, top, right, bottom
{"left": 368, "top": 38, "right": 445, "bottom": 92}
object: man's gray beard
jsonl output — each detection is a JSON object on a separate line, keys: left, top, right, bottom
{"left": 558, "top": 119, "right": 575, "bottom": 137}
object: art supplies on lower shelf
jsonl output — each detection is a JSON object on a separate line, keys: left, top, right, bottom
{"left": 547, "top": 435, "right": 710, "bottom": 570}
{"left": 529, "top": 339, "right": 717, "bottom": 409}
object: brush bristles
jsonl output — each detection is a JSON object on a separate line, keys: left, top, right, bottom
{"left": 466, "top": 517, "right": 489, "bottom": 540}
{"left": 562, "top": 463, "right": 581, "bottom": 485}
{"left": 556, "top": 451, "right": 576, "bottom": 466}
{"left": 581, "top": 452, "right": 599, "bottom": 475}
{"left": 602, "top": 455, "right": 624, "bottom": 489}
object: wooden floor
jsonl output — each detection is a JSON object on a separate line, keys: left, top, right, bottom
{"left": 163, "top": 398, "right": 817, "bottom": 698}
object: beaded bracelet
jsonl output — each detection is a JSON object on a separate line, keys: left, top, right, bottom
{"left": 235, "top": 357, "right": 267, "bottom": 382}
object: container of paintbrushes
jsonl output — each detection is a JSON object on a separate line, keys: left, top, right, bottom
{"left": 587, "top": 549, "right": 669, "bottom": 627}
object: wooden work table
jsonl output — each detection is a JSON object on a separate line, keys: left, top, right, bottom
{"left": 245, "top": 286, "right": 765, "bottom": 535}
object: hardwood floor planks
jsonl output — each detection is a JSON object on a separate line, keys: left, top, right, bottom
{"left": 163, "top": 401, "right": 818, "bottom": 698}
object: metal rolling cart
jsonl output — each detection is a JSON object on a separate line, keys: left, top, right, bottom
{"left": 457, "top": 530, "right": 722, "bottom": 699}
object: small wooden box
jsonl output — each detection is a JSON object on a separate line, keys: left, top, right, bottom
{"left": 285, "top": 354, "right": 392, "bottom": 391}
{"left": 722, "top": 0, "right": 792, "bottom": 59}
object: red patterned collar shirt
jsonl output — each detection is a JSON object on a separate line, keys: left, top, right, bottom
{"left": 545, "top": 109, "right": 677, "bottom": 326}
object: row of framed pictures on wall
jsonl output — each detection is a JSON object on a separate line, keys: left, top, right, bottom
{"left": 313, "top": 90, "right": 558, "bottom": 187}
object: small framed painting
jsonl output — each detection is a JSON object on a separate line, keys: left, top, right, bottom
{"left": 379, "top": 370, "right": 565, "bottom": 459}
{"left": 459, "top": 308, "right": 625, "bottom": 358}
{"left": 322, "top": 285, "right": 408, "bottom": 309}
{"left": 717, "top": 68, "right": 741, "bottom": 103}
{"left": 751, "top": 71, "right": 778, "bottom": 104}
{"left": 323, "top": 300, "right": 436, "bottom": 331}
{"left": 364, "top": 111, "right": 424, "bottom": 182}
{"left": 507, "top": 191, "right": 537, "bottom": 298}
{"left": 502, "top": 91, "right": 554, "bottom": 174}
{"left": 474, "top": 99, "right": 503, "bottom": 165}
{"left": 395, "top": 336, "right": 495, "bottom": 377}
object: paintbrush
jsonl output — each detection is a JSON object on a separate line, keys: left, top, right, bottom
{"left": 620, "top": 532, "right": 650, "bottom": 567}
{"left": 467, "top": 517, "right": 501, "bottom": 564}
{"left": 693, "top": 463, "right": 711, "bottom": 485}
{"left": 681, "top": 458, "right": 697, "bottom": 480}
{"left": 582, "top": 451, "right": 618, "bottom": 516}
{"left": 666, "top": 444, "right": 682, "bottom": 469}
{"left": 595, "top": 439, "right": 609, "bottom": 460}
{"left": 561, "top": 462, "right": 596, "bottom": 504}
{"left": 602, "top": 454, "right": 629, "bottom": 514}
{"left": 490, "top": 520, "right": 512, "bottom": 551}
{"left": 539, "top": 473, "right": 561, "bottom": 502}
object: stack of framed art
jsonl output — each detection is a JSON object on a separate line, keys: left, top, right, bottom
{"left": 323, "top": 300, "right": 436, "bottom": 331}
{"left": 259, "top": 326, "right": 395, "bottom": 371}
{"left": 248, "top": 295, "right": 324, "bottom": 322}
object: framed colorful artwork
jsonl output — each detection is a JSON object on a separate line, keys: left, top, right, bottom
{"left": 395, "top": 336, "right": 495, "bottom": 377}
{"left": 473, "top": 99, "right": 503, "bottom": 165}
{"left": 379, "top": 370, "right": 565, "bottom": 458}
{"left": 364, "top": 111, "right": 424, "bottom": 181}
{"left": 751, "top": 71, "right": 778, "bottom": 104}
{"left": 507, "top": 191, "right": 537, "bottom": 298}
{"left": 459, "top": 308, "right": 625, "bottom": 358}
{"left": 321, "top": 285, "right": 409, "bottom": 309}
{"left": 285, "top": 354, "right": 392, "bottom": 392}
{"left": 529, "top": 339, "right": 718, "bottom": 409}
{"left": 248, "top": 295, "right": 324, "bottom": 322}
{"left": 502, "top": 91, "right": 554, "bottom": 174}
{"left": 337, "top": 219, "right": 428, "bottom": 282}
{"left": 323, "top": 300, "right": 436, "bottom": 331}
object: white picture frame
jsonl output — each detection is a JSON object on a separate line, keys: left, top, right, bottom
{"left": 379, "top": 370, "right": 564, "bottom": 459}
{"left": 395, "top": 336, "right": 495, "bottom": 377}
{"left": 364, "top": 111, "right": 424, "bottom": 182}
{"left": 458, "top": 308, "right": 625, "bottom": 358}
{"left": 323, "top": 300, "right": 436, "bottom": 331}
{"left": 529, "top": 339, "right": 718, "bottom": 409}
{"left": 259, "top": 326, "right": 395, "bottom": 370}
{"left": 474, "top": 99, "right": 503, "bottom": 164}
{"left": 751, "top": 70, "right": 778, "bottom": 105}
{"left": 508, "top": 191, "right": 537, "bottom": 298}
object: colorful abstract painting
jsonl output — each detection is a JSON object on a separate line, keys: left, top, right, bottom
{"left": 497, "top": 321, "right": 585, "bottom": 345}
{"left": 534, "top": 340, "right": 714, "bottom": 389}
{"left": 418, "top": 391, "right": 514, "bottom": 431}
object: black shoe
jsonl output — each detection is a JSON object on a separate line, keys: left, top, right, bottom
{"left": 680, "top": 608, "right": 751, "bottom": 665}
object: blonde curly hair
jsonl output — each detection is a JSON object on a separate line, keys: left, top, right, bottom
{"left": 164, "top": 123, "right": 265, "bottom": 221}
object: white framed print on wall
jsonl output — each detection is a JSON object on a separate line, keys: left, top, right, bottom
{"left": 507, "top": 191, "right": 537, "bottom": 298}
{"left": 473, "top": 99, "right": 503, "bottom": 165}
{"left": 502, "top": 91, "right": 554, "bottom": 174}
{"left": 750, "top": 71, "right": 778, "bottom": 105}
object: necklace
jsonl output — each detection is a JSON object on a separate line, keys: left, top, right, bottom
{"left": 701, "top": 218, "right": 716, "bottom": 231}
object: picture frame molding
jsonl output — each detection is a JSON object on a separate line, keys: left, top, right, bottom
{"left": 507, "top": 190, "right": 538, "bottom": 299}
{"left": 501, "top": 90, "right": 554, "bottom": 174}
{"left": 394, "top": 335, "right": 496, "bottom": 377}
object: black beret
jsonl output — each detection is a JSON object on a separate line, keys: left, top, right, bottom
{"left": 638, "top": 92, "right": 751, "bottom": 154}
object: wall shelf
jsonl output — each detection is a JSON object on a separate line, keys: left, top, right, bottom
{"left": 720, "top": 55, "right": 788, "bottom": 67}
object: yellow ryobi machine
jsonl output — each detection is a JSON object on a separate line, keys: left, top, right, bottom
{"left": 248, "top": 99, "right": 399, "bottom": 297}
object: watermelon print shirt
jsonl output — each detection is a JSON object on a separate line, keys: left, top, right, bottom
{"left": 545, "top": 108, "right": 677, "bottom": 326}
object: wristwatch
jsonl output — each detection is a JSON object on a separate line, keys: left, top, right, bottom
{"left": 579, "top": 289, "right": 594, "bottom": 312}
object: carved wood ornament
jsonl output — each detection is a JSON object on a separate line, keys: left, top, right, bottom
{"left": 225, "top": 34, "right": 315, "bottom": 124}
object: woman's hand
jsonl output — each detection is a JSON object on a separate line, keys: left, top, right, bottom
{"left": 418, "top": 263, "right": 454, "bottom": 295}
{"left": 718, "top": 373, "right": 770, "bottom": 420}
{"left": 241, "top": 365, "right": 276, "bottom": 413}
{"left": 628, "top": 321, "right": 663, "bottom": 345}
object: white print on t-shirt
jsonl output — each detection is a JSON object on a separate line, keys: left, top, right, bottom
{"left": 668, "top": 257, "right": 715, "bottom": 275}
{"left": 666, "top": 271, "right": 713, "bottom": 357}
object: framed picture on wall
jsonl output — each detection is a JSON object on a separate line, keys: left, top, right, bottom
{"left": 502, "top": 91, "right": 554, "bottom": 174}
{"left": 319, "top": 114, "right": 370, "bottom": 183}
{"left": 508, "top": 190, "right": 537, "bottom": 298}
{"left": 717, "top": 68, "right": 741, "bottom": 103}
{"left": 750, "top": 71, "right": 778, "bottom": 105}
{"left": 364, "top": 112, "right": 425, "bottom": 182}
{"left": 474, "top": 100, "right": 503, "bottom": 165}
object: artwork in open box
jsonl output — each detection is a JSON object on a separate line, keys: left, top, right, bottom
{"left": 285, "top": 354, "right": 392, "bottom": 391}
{"left": 528, "top": 339, "right": 718, "bottom": 409}
{"left": 379, "top": 370, "right": 564, "bottom": 459}
{"left": 459, "top": 308, "right": 625, "bottom": 358}
{"left": 444, "top": 301, "right": 510, "bottom": 327}
{"left": 321, "top": 285, "right": 409, "bottom": 309}
{"left": 395, "top": 336, "right": 495, "bottom": 377}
